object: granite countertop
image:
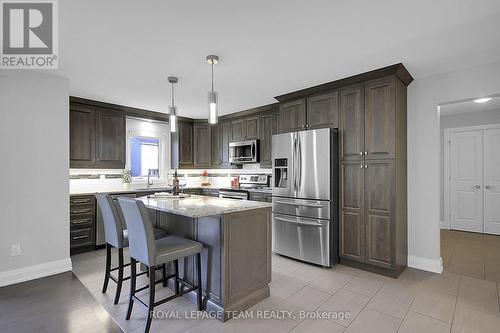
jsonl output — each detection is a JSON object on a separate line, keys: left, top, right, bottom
{"left": 136, "top": 195, "right": 272, "bottom": 218}
{"left": 69, "top": 184, "right": 221, "bottom": 196}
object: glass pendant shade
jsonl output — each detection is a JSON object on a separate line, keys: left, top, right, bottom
{"left": 168, "top": 105, "right": 177, "bottom": 133}
{"left": 208, "top": 91, "right": 218, "bottom": 124}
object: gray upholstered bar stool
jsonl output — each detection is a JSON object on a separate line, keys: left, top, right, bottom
{"left": 96, "top": 194, "right": 168, "bottom": 305}
{"left": 118, "top": 197, "right": 204, "bottom": 333}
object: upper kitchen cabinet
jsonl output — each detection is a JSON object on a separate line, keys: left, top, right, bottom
{"left": 95, "top": 109, "right": 126, "bottom": 168}
{"left": 193, "top": 122, "right": 212, "bottom": 167}
{"left": 278, "top": 99, "right": 306, "bottom": 132}
{"left": 220, "top": 121, "right": 232, "bottom": 166}
{"left": 70, "top": 103, "right": 125, "bottom": 169}
{"left": 70, "top": 104, "right": 96, "bottom": 168}
{"left": 231, "top": 116, "right": 259, "bottom": 141}
{"left": 178, "top": 120, "right": 194, "bottom": 167}
{"left": 364, "top": 77, "right": 396, "bottom": 159}
{"left": 211, "top": 123, "right": 222, "bottom": 166}
{"left": 259, "top": 112, "right": 274, "bottom": 168}
{"left": 339, "top": 85, "right": 364, "bottom": 160}
{"left": 306, "top": 91, "right": 339, "bottom": 130}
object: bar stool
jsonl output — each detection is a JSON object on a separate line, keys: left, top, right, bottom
{"left": 118, "top": 197, "right": 204, "bottom": 333}
{"left": 96, "top": 194, "right": 168, "bottom": 305}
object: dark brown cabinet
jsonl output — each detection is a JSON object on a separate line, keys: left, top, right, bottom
{"left": 364, "top": 78, "right": 396, "bottom": 159}
{"left": 70, "top": 195, "right": 96, "bottom": 252}
{"left": 178, "top": 121, "right": 194, "bottom": 167}
{"left": 340, "top": 161, "right": 365, "bottom": 262}
{"left": 95, "top": 109, "right": 126, "bottom": 168}
{"left": 279, "top": 99, "right": 307, "bottom": 132}
{"left": 70, "top": 105, "right": 95, "bottom": 168}
{"left": 231, "top": 116, "right": 259, "bottom": 141}
{"left": 338, "top": 75, "right": 407, "bottom": 277}
{"left": 339, "top": 85, "right": 364, "bottom": 160}
{"left": 70, "top": 104, "right": 125, "bottom": 169}
{"left": 279, "top": 92, "right": 339, "bottom": 133}
{"left": 306, "top": 91, "right": 339, "bottom": 130}
{"left": 193, "top": 122, "right": 212, "bottom": 167}
{"left": 259, "top": 112, "right": 274, "bottom": 168}
{"left": 211, "top": 124, "right": 222, "bottom": 166}
{"left": 220, "top": 121, "right": 232, "bottom": 166}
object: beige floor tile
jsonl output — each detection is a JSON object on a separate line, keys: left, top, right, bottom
{"left": 458, "top": 276, "right": 500, "bottom": 315}
{"left": 332, "top": 264, "right": 363, "bottom": 277}
{"left": 318, "top": 289, "right": 370, "bottom": 327}
{"left": 418, "top": 271, "right": 461, "bottom": 296}
{"left": 309, "top": 270, "right": 354, "bottom": 295}
{"left": 287, "top": 286, "right": 330, "bottom": 311}
{"left": 342, "top": 272, "right": 386, "bottom": 297}
{"left": 485, "top": 254, "right": 500, "bottom": 283}
{"left": 366, "top": 281, "right": 416, "bottom": 319}
{"left": 447, "top": 251, "right": 485, "bottom": 280}
{"left": 344, "top": 308, "right": 401, "bottom": 333}
{"left": 292, "top": 265, "right": 329, "bottom": 283}
{"left": 452, "top": 304, "right": 500, "bottom": 333}
{"left": 272, "top": 258, "right": 303, "bottom": 276}
{"left": 398, "top": 311, "right": 451, "bottom": 333}
{"left": 269, "top": 275, "right": 307, "bottom": 299}
{"left": 290, "top": 319, "right": 344, "bottom": 333}
{"left": 410, "top": 290, "right": 457, "bottom": 323}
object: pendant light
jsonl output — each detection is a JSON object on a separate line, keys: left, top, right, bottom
{"left": 168, "top": 76, "right": 178, "bottom": 133}
{"left": 206, "top": 55, "right": 219, "bottom": 124}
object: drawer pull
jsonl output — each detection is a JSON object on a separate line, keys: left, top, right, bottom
{"left": 72, "top": 219, "right": 91, "bottom": 225}
{"left": 72, "top": 198, "right": 91, "bottom": 204}
{"left": 72, "top": 235, "right": 88, "bottom": 240}
{"left": 71, "top": 208, "right": 92, "bottom": 214}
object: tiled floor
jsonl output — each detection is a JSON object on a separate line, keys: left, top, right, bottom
{"left": 441, "top": 229, "right": 500, "bottom": 282}
{"left": 72, "top": 249, "right": 500, "bottom": 333}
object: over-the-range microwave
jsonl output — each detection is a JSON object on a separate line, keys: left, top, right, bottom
{"left": 229, "top": 140, "right": 259, "bottom": 164}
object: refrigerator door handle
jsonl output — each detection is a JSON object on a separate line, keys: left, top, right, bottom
{"left": 298, "top": 133, "right": 302, "bottom": 192}
{"left": 274, "top": 216, "right": 323, "bottom": 227}
{"left": 274, "top": 200, "right": 324, "bottom": 208}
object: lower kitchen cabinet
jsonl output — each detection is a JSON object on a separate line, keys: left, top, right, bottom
{"left": 70, "top": 195, "right": 96, "bottom": 253}
{"left": 339, "top": 159, "right": 406, "bottom": 277}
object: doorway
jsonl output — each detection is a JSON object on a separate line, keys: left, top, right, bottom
{"left": 439, "top": 96, "right": 500, "bottom": 281}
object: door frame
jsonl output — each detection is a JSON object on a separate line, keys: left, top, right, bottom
{"left": 443, "top": 123, "right": 500, "bottom": 230}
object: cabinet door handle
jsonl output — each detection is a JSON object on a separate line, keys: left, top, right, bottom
{"left": 359, "top": 152, "right": 363, "bottom": 156}
{"left": 364, "top": 164, "right": 368, "bottom": 168}
{"left": 485, "top": 185, "right": 495, "bottom": 190}
{"left": 72, "top": 235, "right": 87, "bottom": 240}
{"left": 364, "top": 151, "right": 368, "bottom": 155}
{"left": 360, "top": 164, "right": 363, "bottom": 169}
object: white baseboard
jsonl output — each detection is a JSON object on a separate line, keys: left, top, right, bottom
{"left": 0, "top": 258, "right": 73, "bottom": 287}
{"left": 408, "top": 255, "right": 443, "bottom": 274}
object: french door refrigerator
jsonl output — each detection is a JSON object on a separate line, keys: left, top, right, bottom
{"left": 272, "top": 128, "right": 338, "bottom": 267}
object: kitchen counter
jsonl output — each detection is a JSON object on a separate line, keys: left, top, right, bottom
{"left": 69, "top": 183, "right": 220, "bottom": 196}
{"left": 137, "top": 194, "right": 272, "bottom": 218}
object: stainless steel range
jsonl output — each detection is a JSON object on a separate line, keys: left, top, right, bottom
{"left": 272, "top": 128, "right": 338, "bottom": 267}
{"left": 218, "top": 174, "right": 270, "bottom": 200}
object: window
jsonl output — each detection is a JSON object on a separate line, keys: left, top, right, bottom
{"left": 130, "top": 137, "right": 160, "bottom": 177}
{"left": 126, "top": 117, "right": 170, "bottom": 180}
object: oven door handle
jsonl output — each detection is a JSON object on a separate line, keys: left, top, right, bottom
{"left": 274, "top": 200, "right": 324, "bottom": 208}
{"left": 274, "top": 216, "right": 323, "bottom": 227}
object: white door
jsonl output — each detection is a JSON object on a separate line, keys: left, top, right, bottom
{"left": 484, "top": 129, "right": 500, "bottom": 235}
{"left": 450, "top": 131, "right": 483, "bottom": 233}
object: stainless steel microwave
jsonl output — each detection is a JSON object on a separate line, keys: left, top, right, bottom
{"left": 229, "top": 140, "right": 259, "bottom": 164}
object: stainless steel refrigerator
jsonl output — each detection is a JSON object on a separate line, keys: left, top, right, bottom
{"left": 272, "top": 128, "right": 338, "bottom": 267}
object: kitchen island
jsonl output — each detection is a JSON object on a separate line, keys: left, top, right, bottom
{"left": 136, "top": 195, "right": 272, "bottom": 321}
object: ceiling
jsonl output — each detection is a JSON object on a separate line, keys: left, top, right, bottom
{"left": 56, "top": 0, "right": 500, "bottom": 118}
{"left": 440, "top": 96, "right": 500, "bottom": 116}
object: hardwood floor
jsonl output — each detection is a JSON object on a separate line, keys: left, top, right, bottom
{"left": 0, "top": 271, "right": 123, "bottom": 333}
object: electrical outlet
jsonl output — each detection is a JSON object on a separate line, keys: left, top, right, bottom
{"left": 11, "top": 244, "right": 21, "bottom": 256}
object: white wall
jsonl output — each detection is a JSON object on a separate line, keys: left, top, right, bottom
{"left": 408, "top": 61, "right": 500, "bottom": 272}
{"left": 439, "top": 109, "right": 500, "bottom": 223}
{"left": 0, "top": 71, "right": 70, "bottom": 286}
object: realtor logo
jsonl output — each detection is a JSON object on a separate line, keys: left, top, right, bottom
{"left": 1, "top": 0, "right": 58, "bottom": 68}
